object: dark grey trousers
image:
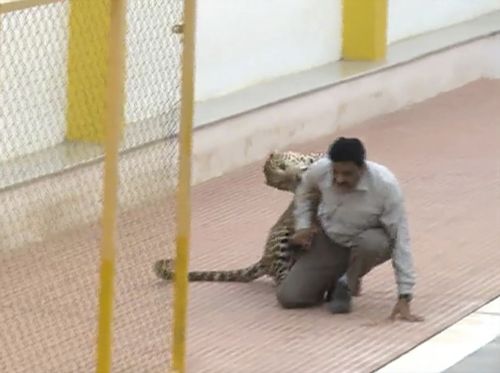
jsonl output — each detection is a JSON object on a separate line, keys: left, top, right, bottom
{"left": 277, "top": 227, "right": 392, "bottom": 308}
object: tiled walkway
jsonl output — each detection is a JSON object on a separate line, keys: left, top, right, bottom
{"left": 1, "top": 79, "right": 499, "bottom": 372}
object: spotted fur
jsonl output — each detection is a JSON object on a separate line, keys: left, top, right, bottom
{"left": 153, "top": 150, "right": 325, "bottom": 285}
{"left": 263, "top": 150, "right": 324, "bottom": 193}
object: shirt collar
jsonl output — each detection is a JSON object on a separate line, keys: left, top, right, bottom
{"left": 355, "top": 168, "right": 370, "bottom": 191}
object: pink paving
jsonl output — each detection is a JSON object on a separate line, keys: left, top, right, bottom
{"left": 1, "top": 79, "right": 499, "bottom": 372}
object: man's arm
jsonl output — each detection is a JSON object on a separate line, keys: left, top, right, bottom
{"left": 379, "top": 181, "right": 416, "bottom": 296}
{"left": 293, "top": 160, "right": 325, "bottom": 230}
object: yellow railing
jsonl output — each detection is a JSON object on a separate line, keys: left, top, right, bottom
{"left": 171, "top": 1, "right": 196, "bottom": 371}
{"left": 95, "top": 0, "right": 127, "bottom": 372}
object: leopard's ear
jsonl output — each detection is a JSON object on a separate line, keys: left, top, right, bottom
{"left": 267, "top": 150, "right": 279, "bottom": 158}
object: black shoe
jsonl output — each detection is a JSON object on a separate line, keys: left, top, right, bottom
{"left": 327, "top": 279, "right": 352, "bottom": 314}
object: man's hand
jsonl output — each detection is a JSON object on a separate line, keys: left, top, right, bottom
{"left": 389, "top": 298, "right": 424, "bottom": 322}
{"left": 290, "top": 227, "right": 317, "bottom": 248}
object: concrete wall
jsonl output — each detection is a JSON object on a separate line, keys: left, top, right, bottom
{"left": 486, "top": 35, "right": 500, "bottom": 78}
{"left": 1, "top": 0, "right": 499, "bottom": 163}
{"left": 0, "top": 3, "right": 69, "bottom": 162}
{"left": 195, "top": 0, "right": 342, "bottom": 101}
{"left": 388, "top": 0, "right": 500, "bottom": 43}
{"left": 191, "top": 34, "right": 500, "bottom": 185}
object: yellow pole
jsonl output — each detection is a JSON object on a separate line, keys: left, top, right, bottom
{"left": 95, "top": 0, "right": 127, "bottom": 372}
{"left": 171, "top": 0, "right": 196, "bottom": 372}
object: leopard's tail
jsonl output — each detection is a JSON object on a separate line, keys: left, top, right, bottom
{"left": 153, "top": 258, "right": 266, "bottom": 283}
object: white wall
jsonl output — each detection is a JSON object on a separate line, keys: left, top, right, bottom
{"left": 124, "top": 0, "right": 182, "bottom": 124}
{"left": 485, "top": 34, "right": 500, "bottom": 78}
{"left": 1, "top": 0, "right": 499, "bottom": 164}
{"left": 388, "top": 0, "right": 500, "bottom": 43}
{"left": 0, "top": 3, "right": 69, "bottom": 162}
{"left": 194, "top": 0, "right": 342, "bottom": 101}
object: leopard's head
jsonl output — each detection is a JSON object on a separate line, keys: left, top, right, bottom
{"left": 263, "top": 150, "right": 322, "bottom": 192}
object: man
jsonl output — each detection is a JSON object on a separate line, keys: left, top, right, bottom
{"left": 277, "top": 137, "right": 423, "bottom": 322}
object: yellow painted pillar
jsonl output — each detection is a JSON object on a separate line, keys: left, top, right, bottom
{"left": 342, "top": 0, "right": 388, "bottom": 61}
{"left": 66, "top": 0, "right": 113, "bottom": 143}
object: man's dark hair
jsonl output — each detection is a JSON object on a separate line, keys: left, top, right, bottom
{"left": 327, "top": 137, "right": 366, "bottom": 167}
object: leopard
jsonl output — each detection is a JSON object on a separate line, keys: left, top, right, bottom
{"left": 153, "top": 149, "right": 325, "bottom": 286}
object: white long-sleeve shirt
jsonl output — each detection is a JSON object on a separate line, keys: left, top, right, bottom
{"left": 293, "top": 157, "right": 415, "bottom": 295}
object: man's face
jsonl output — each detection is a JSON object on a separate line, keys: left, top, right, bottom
{"left": 332, "top": 161, "right": 363, "bottom": 192}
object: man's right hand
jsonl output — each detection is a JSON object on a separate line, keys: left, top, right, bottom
{"left": 389, "top": 297, "right": 424, "bottom": 322}
{"left": 290, "top": 227, "right": 317, "bottom": 247}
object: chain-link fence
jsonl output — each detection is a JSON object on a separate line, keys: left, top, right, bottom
{"left": 0, "top": 0, "right": 185, "bottom": 371}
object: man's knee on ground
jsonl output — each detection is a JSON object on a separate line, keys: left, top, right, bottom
{"left": 276, "top": 283, "right": 317, "bottom": 309}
